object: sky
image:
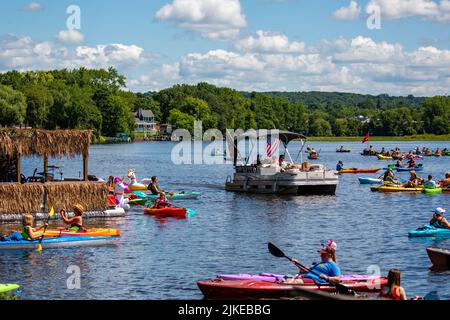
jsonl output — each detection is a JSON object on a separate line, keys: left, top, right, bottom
{"left": 0, "top": 0, "right": 449, "bottom": 96}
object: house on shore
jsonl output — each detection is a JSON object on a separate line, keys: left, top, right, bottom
{"left": 134, "top": 108, "right": 157, "bottom": 134}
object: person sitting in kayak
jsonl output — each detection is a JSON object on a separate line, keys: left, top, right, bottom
{"left": 379, "top": 269, "right": 408, "bottom": 300}
{"left": 60, "top": 204, "right": 85, "bottom": 232}
{"left": 407, "top": 159, "right": 417, "bottom": 168}
{"left": 336, "top": 161, "right": 344, "bottom": 171}
{"left": 430, "top": 207, "right": 450, "bottom": 229}
{"left": 21, "top": 214, "right": 48, "bottom": 240}
{"left": 148, "top": 176, "right": 165, "bottom": 195}
{"left": 402, "top": 171, "right": 423, "bottom": 188}
{"left": 424, "top": 175, "right": 437, "bottom": 189}
{"left": 285, "top": 240, "right": 341, "bottom": 285}
{"left": 438, "top": 172, "right": 450, "bottom": 188}
{"left": 153, "top": 192, "right": 172, "bottom": 209}
{"left": 379, "top": 168, "right": 398, "bottom": 184}
{"left": 394, "top": 160, "right": 403, "bottom": 168}
{"left": 435, "top": 148, "right": 442, "bottom": 157}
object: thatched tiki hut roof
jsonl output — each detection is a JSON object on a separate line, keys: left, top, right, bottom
{"left": 0, "top": 129, "right": 93, "bottom": 182}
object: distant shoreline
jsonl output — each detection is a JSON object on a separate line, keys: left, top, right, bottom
{"left": 307, "top": 134, "right": 450, "bottom": 142}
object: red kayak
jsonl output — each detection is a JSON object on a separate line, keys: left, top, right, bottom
{"left": 426, "top": 247, "right": 450, "bottom": 269}
{"left": 197, "top": 277, "right": 387, "bottom": 299}
{"left": 144, "top": 207, "right": 187, "bottom": 217}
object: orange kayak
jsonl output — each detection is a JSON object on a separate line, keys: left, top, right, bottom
{"left": 44, "top": 228, "right": 120, "bottom": 237}
{"left": 339, "top": 168, "right": 380, "bottom": 174}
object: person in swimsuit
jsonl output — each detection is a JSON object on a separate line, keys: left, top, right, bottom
{"left": 20, "top": 214, "right": 48, "bottom": 240}
{"left": 430, "top": 207, "right": 450, "bottom": 229}
{"left": 402, "top": 171, "right": 423, "bottom": 188}
{"left": 285, "top": 240, "right": 341, "bottom": 284}
{"left": 438, "top": 172, "right": 450, "bottom": 188}
{"left": 379, "top": 269, "right": 407, "bottom": 300}
{"left": 148, "top": 176, "right": 165, "bottom": 195}
{"left": 60, "top": 204, "right": 85, "bottom": 232}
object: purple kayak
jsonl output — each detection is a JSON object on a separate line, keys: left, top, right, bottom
{"left": 217, "top": 273, "right": 378, "bottom": 283}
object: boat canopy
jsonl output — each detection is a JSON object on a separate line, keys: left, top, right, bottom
{"left": 236, "top": 130, "right": 307, "bottom": 145}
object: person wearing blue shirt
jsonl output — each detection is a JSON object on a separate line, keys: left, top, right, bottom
{"left": 336, "top": 161, "right": 344, "bottom": 171}
{"left": 285, "top": 240, "right": 341, "bottom": 284}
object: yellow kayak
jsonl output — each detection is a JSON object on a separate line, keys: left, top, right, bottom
{"left": 371, "top": 185, "right": 424, "bottom": 192}
{"left": 376, "top": 154, "right": 393, "bottom": 160}
{"left": 128, "top": 184, "right": 148, "bottom": 191}
{"left": 44, "top": 228, "right": 120, "bottom": 237}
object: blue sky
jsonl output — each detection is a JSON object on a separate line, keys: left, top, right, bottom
{"left": 1, "top": 0, "right": 449, "bottom": 95}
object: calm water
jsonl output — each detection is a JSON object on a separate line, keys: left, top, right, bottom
{"left": 0, "top": 141, "right": 449, "bottom": 300}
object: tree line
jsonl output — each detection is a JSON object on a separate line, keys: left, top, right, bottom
{"left": 0, "top": 68, "right": 449, "bottom": 138}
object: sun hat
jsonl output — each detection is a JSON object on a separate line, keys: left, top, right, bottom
{"left": 73, "top": 204, "right": 84, "bottom": 215}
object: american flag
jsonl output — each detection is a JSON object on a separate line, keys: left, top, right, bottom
{"left": 266, "top": 135, "right": 281, "bottom": 158}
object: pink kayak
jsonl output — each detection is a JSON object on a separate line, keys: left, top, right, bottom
{"left": 217, "top": 273, "right": 382, "bottom": 283}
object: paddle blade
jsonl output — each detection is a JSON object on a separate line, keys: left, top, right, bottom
{"left": 37, "top": 243, "right": 42, "bottom": 252}
{"left": 49, "top": 207, "right": 55, "bottom": 217}
{"left": 268, "top": 242, "right": 286, "bottom": 258}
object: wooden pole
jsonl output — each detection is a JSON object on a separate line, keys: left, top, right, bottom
{"left": 16, "top": 153, "right": 21, "bottom": 183}
{"left": 83, "top": 151, "right": 88, "bottom": 181}
{"left": 44, "top": 155, "right": 48, "bottom": 182}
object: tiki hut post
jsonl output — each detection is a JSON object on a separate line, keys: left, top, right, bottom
{"left": 44, "top": 155, "right": 48, "bottom": 182}
{"left": 83, "top": 150, "right": 88, "bottom": 181}
{"left": 16, "top": 153, "right": 21, "bottom": 183}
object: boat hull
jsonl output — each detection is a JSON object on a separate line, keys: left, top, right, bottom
{"left": 426, "top": 248, "right": 450, "bottom": 269}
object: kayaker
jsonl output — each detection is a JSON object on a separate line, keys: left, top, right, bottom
{"left": 438, "top": 172, "right": 450, "bottom": 188}
{"left": 379, "top": 269, "right": 408, "bottom": 300}
{"left": 60, "top": 204, "right": 85, "bottom": 232}
{"left": 407, "top": 159, "right": 417, "bottom": 168}
{"left": 148, "top": 176, "right": 165, "bottom": 195}
{"left": 21, "top": 214, "right": 48, "bottom": 240}
{"left": 336, "top": 161, "right": 344, "bottom": 171}
{"left": 424, "top": 175, "right": 437, "bottom": 189}
{"left": 435, "top": 148, "right": 442, "bottom": 157}
{"left": 379, "top": 168, "right": 398, "bottom": 184}
{"left": 402, "top": 171, "right": 423, "bottom": 188}
{"left": 285, "top": 240, "right": 341, "bottom": 285}
{"left": 430, "top": 207, "right": 450, "bottom": 229}
{"left": 395, "top": 160, "right": 403, "bottom": 168}
{"left": 153, "top": 192, "right": 172, "bottom": 209}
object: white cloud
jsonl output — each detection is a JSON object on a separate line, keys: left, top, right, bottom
{"left": 235, "top": 30, "right": 305, "bottom": 53}
{"left": 154, "top": 0, "right": 247, "bottom": 40}
{"left": 366, "top": 0, "right": 450, "bottom": 22}
{"left": 0, "top": 35, "right": 148, "bottom": 73}
{"left": 56, "top": 29, "right": 85, "bottom": 45}
{"left": 23, "top": 2, "right": 43, "bottom": 12}
{"left": 333, "top": 1, "right": 361, "bottom": 20}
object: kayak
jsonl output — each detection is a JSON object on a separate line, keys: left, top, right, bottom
{"left": 371, "top": 185, "right": 423, "bottom": 192}
{"left": 0, "top": 236, "right": 119, "bottom": 250}
{"left": 336, "top": 149, "right": 351, "bottom": 153}
{"left": 339, "top": 168, "right": 380, "bottom": 174}
{"left": 144, "top": 207, "right": 188, "bottom": 217}
{"left": 308, "top": 154, "right": 319, "bottom": 160}
{"left": 422, "top": 188, "right": 443, "bottom": 194}
{"left": 217, "top": 273, "right": 385, "bottom": 283}
{"left": 358, "top": 177, "right": 382, "bottom": 185}
{"left": 128, "top": 184, "right": 148, "bottom": 191}
{"left": 0, "top": 284, "right": 19, "bottom": 294}
{"left": 128, "top": 198, "right": 147, "bottom": 206}
{"left": 197, "top": 278, "right": 388, "bottom": 300}
{"left": 376, "top": 154, "right": 393, "bottom": 160}
{"left": 426, "top": 248, "right": 450, "bottom": 269}
{"left": 133, "top": 191, "right": 201, "bottom": 200}
{"left": 401, "top": 155, "right": 424, "bottom": 160}
{"left": 43, "top": 228, "right": 120, "bottom": 237}
{"left": 408, "top": 224, "right": 450, "bottom": 238}
{"left": 396, "top": 167, "right": 423, "bottom": 172}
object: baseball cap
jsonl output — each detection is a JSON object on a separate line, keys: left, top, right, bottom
{"left": 434, "top": 207, "right": 446, "bottom": 215}
{"left": 319, "top": 240, "right": 337, "bottom": 254}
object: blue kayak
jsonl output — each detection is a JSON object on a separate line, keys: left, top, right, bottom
{"left": 408, "top": 225, "right": 450, "bottom": 238}
{"left": 0, "top": 236, "right": 119, "bottom": 250}
{"left": 358, "top": 177, "right": 382, "bottom": 184}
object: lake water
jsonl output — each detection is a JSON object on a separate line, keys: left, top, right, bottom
{"left": 0, "top": 141, "right": 449, "bottom": 300}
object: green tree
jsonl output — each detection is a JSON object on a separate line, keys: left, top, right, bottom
{"left": 168, "top": 109, "right": 197, "bottom": 134}
{"left": 24, "top": 84, "right": 53, "bottom": 128}
{"left": 0, "top": 85, "right": 26, "bottom": 126}
{"left": 309, "top": 118, "right": 332, "bottom": 136}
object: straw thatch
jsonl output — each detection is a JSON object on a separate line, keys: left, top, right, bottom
{"left": 0, "top": 183, "right": 44, "bottom": 215}
{"left": 44, "top": 182, "right": 109, "bottom": 213}
{"left": 0, "top": 182, "right": 108, "bottom": 216}
{"left": 0, "top": 128, "right": 92, "bottom": 158}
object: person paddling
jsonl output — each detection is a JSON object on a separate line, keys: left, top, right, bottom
{"left": 285, "top": 240, "right": 341, "bottom": 284}
{"left": 60, "top": 204, "right": 85, "bottom": 232}
{"left": 336, "top": 161, "right": 344, "bottom": 171}
{"left": 379, "top": 269, "right": 408, "bottom": 300}
{"left": 152, "top": 192, "right": 172, "bottom": 209}
{"left": 379, "top": 168, "right": 398, "bottom": 184}
{"left": 424, "top": 175, "right": 437, "bottom": 189}
{"left": 148, "top": 176, "right": 165, "bottom": 195}
{"left": 21, "top": 214, "right": 48, "bottom": 240}
{"left": 430, "top": 207, "right": 450, "bottom": 229}
{"left": 438, "top": 172, "right": 450, "bottom": 188}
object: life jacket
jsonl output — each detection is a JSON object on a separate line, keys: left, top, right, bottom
{"left": 380, "top": 286, "right": 402, "bottom": 300}
{"left": 155, "top": 197, "right": 170, "bottom": 209}
{"left": 21, "top": 225, "right": 32, "bottom": 241}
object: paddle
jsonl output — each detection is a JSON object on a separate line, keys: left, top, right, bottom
{"left": 37, "top": 207, "right": 54, "bottom": 252}
{"left": 267, "top": 242, "right": 357, "bottom": 296}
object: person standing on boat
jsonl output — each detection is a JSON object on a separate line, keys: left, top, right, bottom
{"left": 430, "top": 207, "right": 450, "bottom": 229}
{"left": 285, "top": 240, "right": 341, "bottom": 284}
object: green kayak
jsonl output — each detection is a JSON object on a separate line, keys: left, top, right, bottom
{"left": 422, "top": 188, "right": 443, "bottom": 194}
{"left": 0, "top": 284, "right": 20, "bottom": 294}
